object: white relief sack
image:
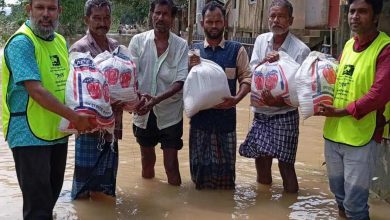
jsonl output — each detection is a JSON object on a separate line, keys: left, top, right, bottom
{"left": 184, "top": 58, "right": 231, "bottom": 118}
{"left": 94, "top": 45, "right": 138, "bottom": 112}
{"left": 250, "top": 51, "right": 300, "bottom": 109}
{"left": 295, "top": 51, "right": 338, "bottom": 119}
{"left": 60, "top": 52, "right": 115, "bottom": 134}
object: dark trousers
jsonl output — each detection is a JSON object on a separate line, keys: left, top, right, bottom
{"left": 12, "top": 143, "right": 68, "bottom": 220}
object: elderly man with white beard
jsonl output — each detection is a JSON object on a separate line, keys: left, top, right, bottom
{"left": 239, "top": 0, "right": 310, "bottom": 193}
{"left": 1, "top": 0, "right": 95, "bottom": 218}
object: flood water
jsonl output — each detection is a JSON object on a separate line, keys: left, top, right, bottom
{"left": 1, "top": 96, "right": 390, "bottom": 220}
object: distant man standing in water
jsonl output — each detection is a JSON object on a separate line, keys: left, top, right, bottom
{"left": 1, "top": 0, "right": 94, "bottom": 218}
{"left": 318, "top": 0, "right": 390, "bottom": 218}
{"left": 239, "top": 0, "right": 310, "bottom": 193}
{"left": 188, "top": 1, "right": 251, "bottom": 190}
{"left": 69, "top": 0, "right": 122, "bottom": 200}
{"left": 128, "top": 0, "right": 188, "bottom": 186}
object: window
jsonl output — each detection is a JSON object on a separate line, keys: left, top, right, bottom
{"left": 249, "top": 0, "right": 257, "bottom": 4}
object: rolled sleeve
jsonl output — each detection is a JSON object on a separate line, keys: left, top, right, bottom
{"left": 346, "top": 45, "right": 390, "bottom": 120}
{"left": 249, "top": 35, "right": 265, "bottom": 71}
{"left": 5, "top": 35, "right": 41, "bottom": 85}
{"left": 236, "top": 46, "right": 252, "bottom": 85}
{"left": 128, "top": 35, "right": 140, "bottom": 66}
{"left": 346, "top": 101, "right": 360, "bottom": 118}
{"left": 174, "top": 44, "right": 189, "bottom": 82}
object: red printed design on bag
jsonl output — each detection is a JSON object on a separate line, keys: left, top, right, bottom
{"left": 323, "top": 65, "right": 336, "bottom": 84}
{"left": 312, "top": 81, "right": 317, "bottom": 92}
{"left": 311, "top": 62, "right": 317, "bottom": 92}
{"left": 265, "top": 71, "right": 278, "bottom": 90}
{"left": 103, "top": 82, "right": 110, "bottom": 103}
{"left": 104, "top": 68, "right": 119, "bottom": 85}
{"left": 83, "top": 77, "right": 102, "bottom": 99}
{"left": 313, "top": 96, "right": 333, "bottom": 115}
{"left": 120, "top": 70, "right": 132, "bottom": 88}
{"left": 254, "top": 70, "right": 264, "bottom": 90}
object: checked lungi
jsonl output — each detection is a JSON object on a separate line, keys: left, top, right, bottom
{"left": 239, "top": 109, "right": 299, "bottom": 164}
{"left": 190, "top": 128, "right": 236, "bottom": 189}
{"left": 71, "top": 133, "right": 118, "bottom": 199}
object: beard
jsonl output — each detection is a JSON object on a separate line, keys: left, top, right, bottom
{"left": 153, "top": 21, "right": 171, "bottom": 33}
{"left": 269, "top": 24, "right": 288, "bottom": 35}
{"left": 30, "top": 16, "right": 59, "bottom": 39}
{"left": 204, "top": 28, "right": 224, "bottom": 40}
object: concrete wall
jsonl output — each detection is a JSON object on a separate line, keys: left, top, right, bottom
{"left": 372, "top": 141, "right": 390, "bottom": 203}
{"left": 225, "top": 0, "right": 334, "bottom": 37}
{"left": 305, "top": 0, "right": 329, "bottom": 28}
{"left": 196, "top": 0, "right": 206, "bottom": 35}
{"left": 379, "top": 0, "right": 390, "bottom": 35}
{"left": 261, "top": 0, "right": 306, "bottom": 30}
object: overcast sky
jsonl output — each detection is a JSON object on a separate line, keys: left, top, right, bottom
{"left": 5, "top": 0, "right": 18, "bottom": 4}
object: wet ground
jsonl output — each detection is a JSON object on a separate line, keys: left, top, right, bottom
{"left": 1, "top": 96, "right": 390, "bottom": 220}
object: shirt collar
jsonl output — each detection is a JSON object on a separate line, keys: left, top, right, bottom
{"left": 353, "top": 31, "right": 379, "bottom": 52}
{"left": 86, "top": 30, "right": 114, "bottom": 52}
{"left": 267, "top": 31, "right": 292, "bottom": 51}
{"left": 203, "top": 38, "right": 225, "bottom": 49}
{"left": 151, "top": 30, "right": 173, "bottom": 44}
{"left": 86, "top": 30, "right": 97, "bottom": 46}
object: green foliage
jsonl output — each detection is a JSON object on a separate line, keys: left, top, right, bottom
{"left": 58, "top": 0, "right": 85, "bottom": 36}
{"left": 112, "top": 0, "right": 188, "bottom": 27}
{"left": 111, "top": 0, "right": 152, "bottom": 30}
{"left": 0, "top": 1, "right": 26, "bottom": 45}
{"left": 0, "top": 0, "right": 189, "bottom": 45}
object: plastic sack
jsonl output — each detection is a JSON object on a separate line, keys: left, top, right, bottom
{"left": 295, "top": 51, "right": 338, "bottom": 119}
{"left": 250, "top": 51, "right": 300, "bottom": 109}
{"left": 94, "top": 45, "right": 138, "bottom": 112}
{"left": 184, "top": 58, "right": 231, "bottom": 118}
{"left": 60, "top": 52, "right": 115, "bottom": 134}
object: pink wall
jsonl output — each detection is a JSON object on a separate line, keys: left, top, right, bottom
{"left": 328, "top": 0, "right": 340, "bottom": 28}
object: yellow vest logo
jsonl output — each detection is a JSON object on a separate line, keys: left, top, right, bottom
{"left": 342, "top": 65, "right": 354, "bottom": 76}
{"left": 50, "top": 55, "right": 61, "bottom": 67}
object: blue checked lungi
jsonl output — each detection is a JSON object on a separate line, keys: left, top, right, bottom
{"left": 239, "top": 109, "right": 299, "bottom": 164}
{"left": 71, "top": 133, "right": 118, "bottom": 199}
{"left": 189, "top": 128, "right": 236, "bottom": 189}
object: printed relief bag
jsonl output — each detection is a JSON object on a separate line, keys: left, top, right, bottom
{"left": 295, "top": 51, "right": 338, "bottom": 119}
{"left": 94, "top": 45, "right": 138, "bottom": 112}
{"left": 250, "top": 51, "right": 300, "bottom": 109}
{"left": 184, "top": 58, "right": 231, "bottom": 118}
{"left": 60, "top": 52, "right": 115, "bottom": 133}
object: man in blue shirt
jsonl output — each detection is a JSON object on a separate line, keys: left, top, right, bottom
{"left": 2, "top": 0, "right": 94, "bottom": 218}
{"left": 188, "top": 1, "right": 251, "bottom": 189}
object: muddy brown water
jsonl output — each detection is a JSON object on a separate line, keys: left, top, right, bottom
{"left": 1, "top": 48, "right": 390, "bottom": 219}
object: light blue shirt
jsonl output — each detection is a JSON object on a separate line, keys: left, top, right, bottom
{"left": 4, "top": 21, "right": 68, "bottom": 148}
{"left": 129, "top": 30, "right": 188, "bottom": 129}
